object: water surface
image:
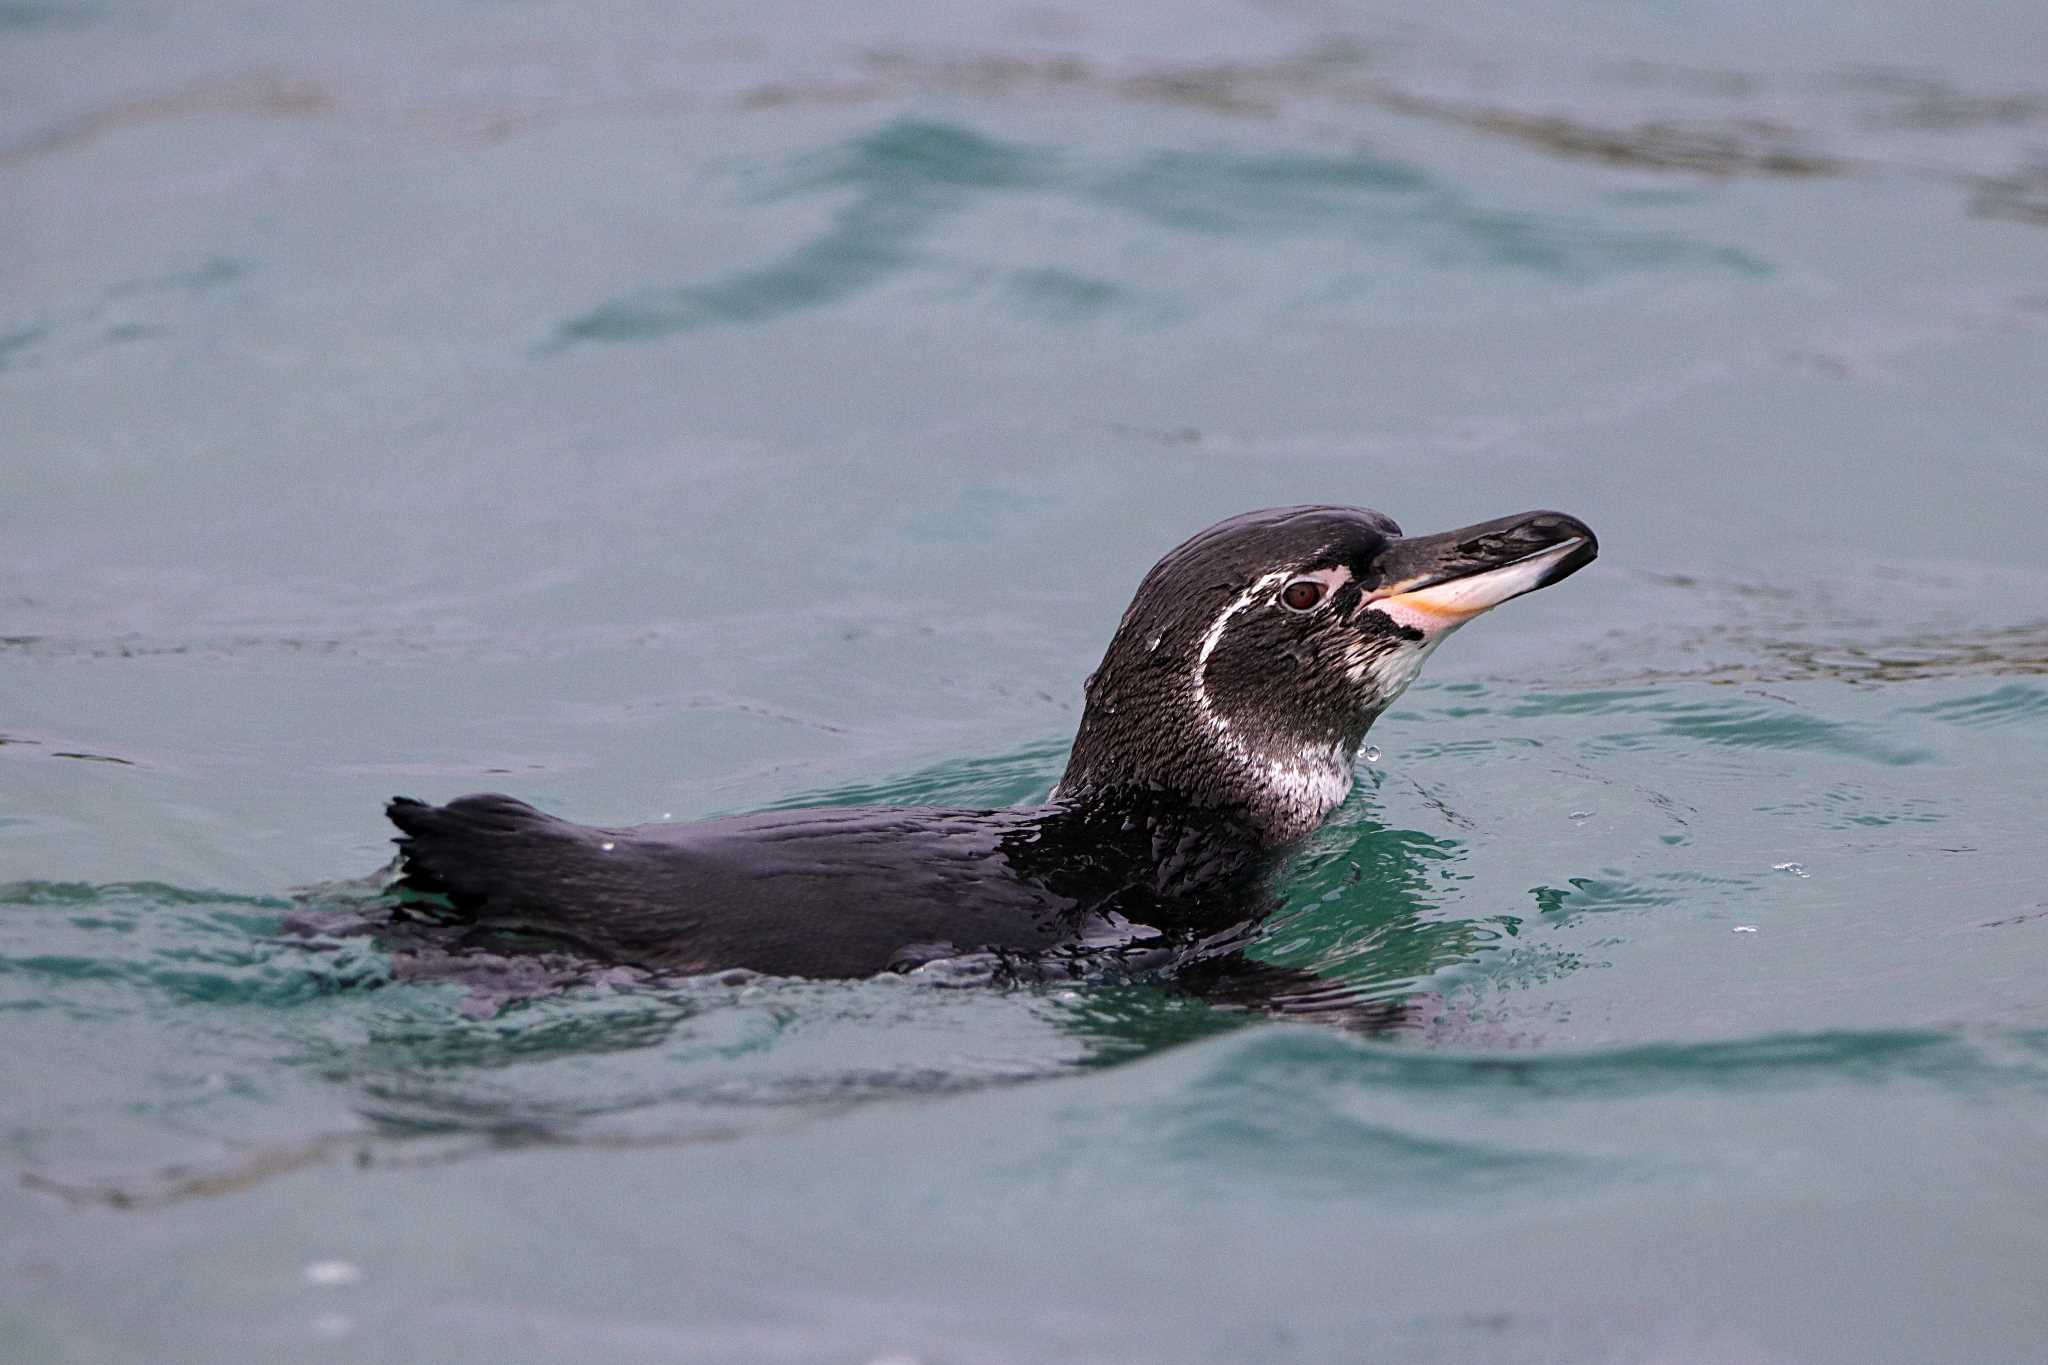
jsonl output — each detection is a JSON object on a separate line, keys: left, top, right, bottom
{"left": 6, "top": 1, "right": 2048, "bottom": 1361}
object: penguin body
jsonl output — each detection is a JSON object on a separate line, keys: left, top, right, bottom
{"left": 387, "top": 505, "right": 1597, "bottom": 987}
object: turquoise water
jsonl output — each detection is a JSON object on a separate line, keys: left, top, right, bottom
{"left": 7, "top": 1, "right": 2048, "bottom": 1360}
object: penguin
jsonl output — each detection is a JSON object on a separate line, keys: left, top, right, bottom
{"left": 384, "top": 505, "right": 1595, "bottom": 997}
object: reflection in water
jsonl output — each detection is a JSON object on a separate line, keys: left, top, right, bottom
{"left": 557, "top": 122, "right": 1052, "bottom": 342}
{"left": 554, "top": 116, "right": 1768, "bottom": 345}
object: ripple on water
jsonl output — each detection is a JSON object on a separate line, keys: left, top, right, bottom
{"left": 757, "top": 739, "right": 1069, "bottom": 810}
{"left": 1256, "top": 813, "right": 1489, "bottom": 994}
{"left": 1002, "top": 266, "right": 1160, "bottom": 324}
{"left": 1506, "top": 689, "right": 1939, "bottom": 767}
{"left": 555, "top": 120, "right": 1051, "bottom": 344}
{"left": 552, "top": 117, "right": 1769, "bottom": 346}
{"left": 0, "top": 256, "right": 243, "bottom": 373}
{"left": 1061, "top": 1025, "right": 2048, "bottom": 1202}
{"left": 1, "top": 869, "right": 1123, "bottom": 1192}
{"left": 1756, "top": 782, "right": 1949, "bottom": 829}
{"left": 1527, "top": 870, "right": 1757, "bottom": 923}
{"left": 0, "top": 881, "right": 391, "bottom": 1010}
{"left": 1897, "top": 681, "right": 2048, "bottom": 728}
{"left": 1086, "top": 146, "right": 1433, "bottom": 234}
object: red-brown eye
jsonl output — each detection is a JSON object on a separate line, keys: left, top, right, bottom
{"left": 1282, "top": 579, "right": 1325, "bottom": 611}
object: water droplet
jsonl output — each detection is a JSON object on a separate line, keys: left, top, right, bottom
{"left": 1361, "top": 745, "right": 1380, "bottom": 763}
{"left": 1771, "top": 861, "right": 1808, "bottom": 878}
{"left": 600, "top": 841, "right": 616, "bottom": 852}
{"left": 1733, "top": 925, "right": 1759, "bottom": 933}
{"left": 302, "top": 1261, "right": 362, "bottom": 1287}
{"left": 1146, "top": 634, "right": 1162, "bottom": 653}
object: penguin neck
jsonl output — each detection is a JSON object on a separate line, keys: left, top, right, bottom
{"left": 1056, "top": 689, "right": 1366, "bottom": 846}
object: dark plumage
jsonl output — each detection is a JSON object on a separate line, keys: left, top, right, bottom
{"left": 386, "top": 505, "right": 1596, "bottom": 1000}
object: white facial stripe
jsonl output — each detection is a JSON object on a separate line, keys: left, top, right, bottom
{"left": 1192, "top": 562, "right": 1358, "bottom": 709}
{"left": 1190, "top": 567, "right": 1356, "bottom": 820}
{"left": 1192, "top": 568, "right": 1290, "bottom": 710}
{"left": 1366, "top": 538, "right": 1585, "bottom": 633}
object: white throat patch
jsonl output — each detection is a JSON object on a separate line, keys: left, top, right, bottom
{"left": 1343, "top": 625, "right": 1451, "bottom": 713}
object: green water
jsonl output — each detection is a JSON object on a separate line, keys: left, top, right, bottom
{"left": 6, "top": 1, "right": 2048, "bottom": 1360}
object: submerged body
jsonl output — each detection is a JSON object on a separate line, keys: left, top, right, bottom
{"left": 387, "top": 504, "right": 1596, "bottom": 991}
{"left": 389, "top": 792, "right": 1274, "bottom": 981}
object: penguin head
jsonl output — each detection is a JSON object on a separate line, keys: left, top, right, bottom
{"left": 1058, "top": 505, "right": 1597, "bottom": 840}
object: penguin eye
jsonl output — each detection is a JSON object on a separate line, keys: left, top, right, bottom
{"left": 1281, "top": 579, "right": 1326, "bottom": 612}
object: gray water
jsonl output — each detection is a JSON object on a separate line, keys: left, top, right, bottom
{"left": 6, "top": 1, "right": 2048, "bottom": 1361}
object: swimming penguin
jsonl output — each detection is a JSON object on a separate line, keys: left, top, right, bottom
{"left": 385, "top": 506, "right": 1594, "bottom": 993}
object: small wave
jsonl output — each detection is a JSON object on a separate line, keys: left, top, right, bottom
{"left": 757, "top": 739, "right": 1068, "bottom": 810}
{"left": 552, "top": 114, "right": 1767, "bottom": 347}
{"left": 1497, "top": 689, "right": 1937, "bottom": 766}
{"left": 1757, "top": 782, "right": 1948, "bottom": 829}
{"left": 1049, "top": 1025, "right": 2048, "bottom": 1204}
{"left": 555, "top": 120, "right": 1051, "bottom": 344}
{"left": 1187, "top": 1023, "right": 2048, "bottom": 1102}
{"left": 1898, "top": 681, "right": 2048, "bottom": 728}
{"left": 0, "top": 880, "right": 388, "bottom": 1008}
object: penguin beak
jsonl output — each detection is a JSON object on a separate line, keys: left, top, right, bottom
{"left": 1363, "top": 511, "right": 1597, "bottom": 632}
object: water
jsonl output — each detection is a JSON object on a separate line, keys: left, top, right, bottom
{"left": 6, "top": 0, "right": 2048, "bottom": 1360}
